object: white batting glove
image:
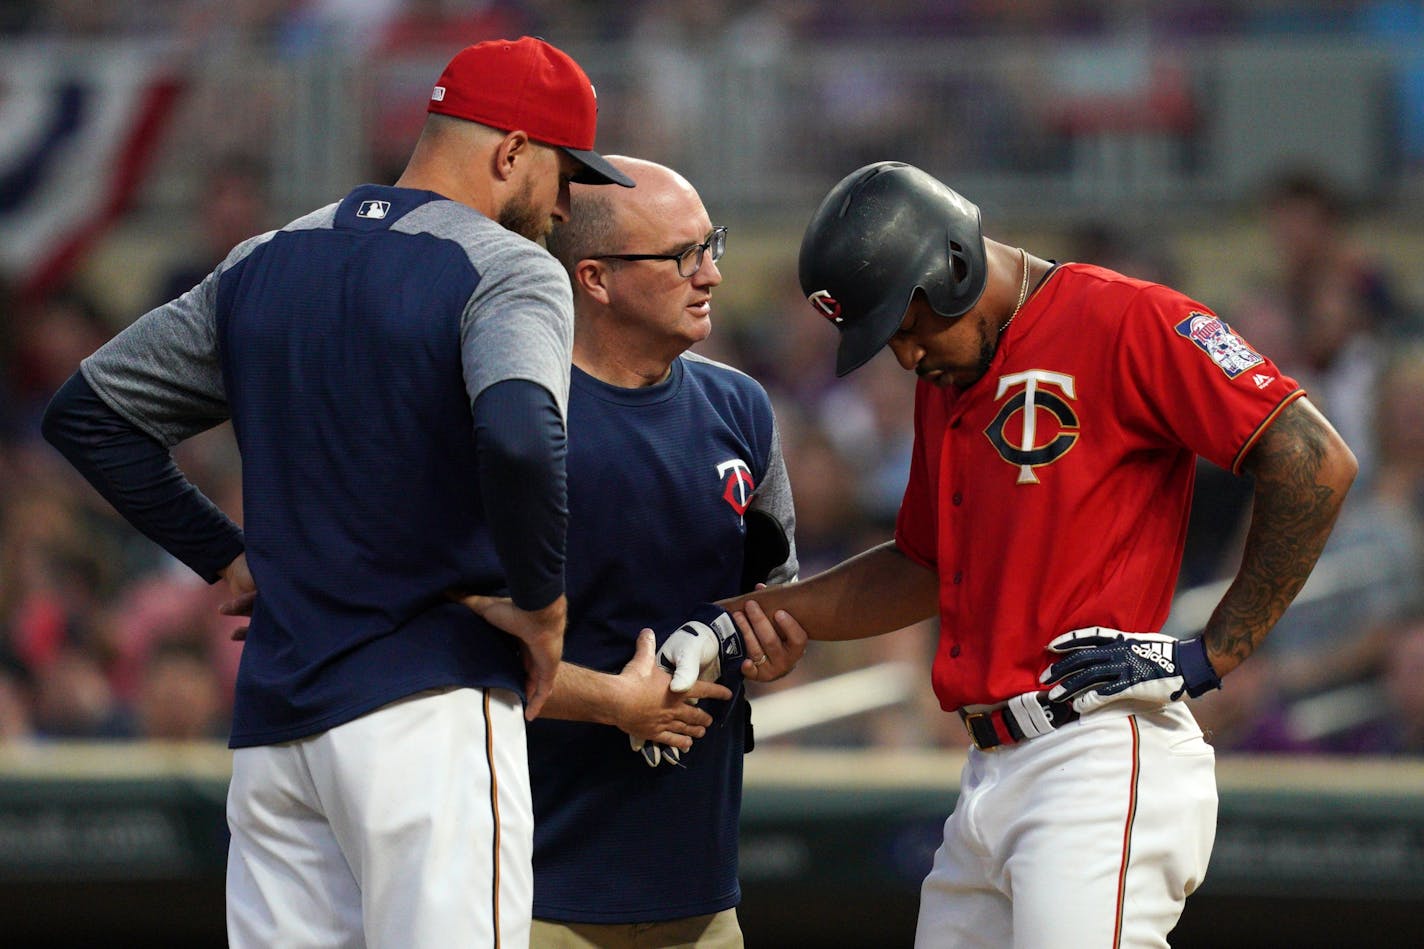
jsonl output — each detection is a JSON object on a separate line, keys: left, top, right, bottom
{"left": 1040, "top": 628, "right": 1221, "bottom": 714}
{"left": 656, "top": 605, "right": 744, "bottom": 693}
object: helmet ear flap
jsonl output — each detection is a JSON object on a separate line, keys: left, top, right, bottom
{"left": 922, "top": 236, "right": 979, "bottom": 321}
{"left": 948, "top": 239, "right": 972, "bottom": 284}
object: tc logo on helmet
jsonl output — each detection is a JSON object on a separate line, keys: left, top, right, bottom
{"left": 808, "top": 290, "right": 843, "bottom": 323}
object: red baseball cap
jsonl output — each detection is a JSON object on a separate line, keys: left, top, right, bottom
{"left": 428, "top": 36, "right": 633, "bottom": 188}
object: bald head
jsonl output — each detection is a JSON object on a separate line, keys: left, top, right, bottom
{"left": 546, "top": 157, "right": 700, "bottom": 273}
{"left": 548, "top": 156, "right": 721, "bottom": 386}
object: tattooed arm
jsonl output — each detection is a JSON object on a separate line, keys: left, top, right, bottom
{"left": 1203, "top": 397, "right": 1358, "bottom": 677}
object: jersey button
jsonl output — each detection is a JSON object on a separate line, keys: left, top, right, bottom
{"left": 952, "top": 492, "right": 963, "bottom": 505}
{"left": 952, "top": 571, "right": 963, "bottom": 584}
{"left": 950, "top": 644, "right": 962, "bottom": 658}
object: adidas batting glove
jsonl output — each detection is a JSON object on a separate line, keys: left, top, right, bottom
{"left": 1040, "top": 628, "right": 1221, "bottom": 714}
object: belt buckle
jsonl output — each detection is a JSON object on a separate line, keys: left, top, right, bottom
{"left": 960, "top": 709, "right": 1003, "bottom": 752}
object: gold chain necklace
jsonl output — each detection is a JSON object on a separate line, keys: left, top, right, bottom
{"left": 1001, "top": 247, "right": 1030, "bottom": 333}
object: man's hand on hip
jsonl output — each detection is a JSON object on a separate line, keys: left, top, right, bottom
{"left": 451, "top": 592, "right": 566, "bottom": 720}
{"left": 219, "top": 552, "right": 257, "bottom": 642}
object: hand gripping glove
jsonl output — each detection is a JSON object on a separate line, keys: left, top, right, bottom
{"left": 655, "top": 604, "right": 745, "bottom": 693}
{"left": 1039, "top": 628, "right": 1221, "bottom": 715}
{"left": 632, "top": 605, "right": 746, "bottom": 768}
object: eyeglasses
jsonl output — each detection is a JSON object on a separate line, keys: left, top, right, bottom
{"left": 591, "top": 226, "right": 727, "bottom": 278}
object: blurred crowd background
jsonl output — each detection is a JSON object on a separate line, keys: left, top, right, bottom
{"left": 3, "top": 0, "right": 1424, "bottom": 757}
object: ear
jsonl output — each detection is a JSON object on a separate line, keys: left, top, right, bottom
{"left": 492, "top": 130, "right": 532, "bottom": 183}
{"left": 572, "top": 259, "right": 613, "bottom": 306}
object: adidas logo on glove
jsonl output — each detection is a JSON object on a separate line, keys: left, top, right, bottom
{"left": 1131, "top": 641, "right": 1176, "bottom": 674}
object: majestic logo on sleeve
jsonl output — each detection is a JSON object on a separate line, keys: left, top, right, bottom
{"left": 716, "top": 458, "right": 755, "bottom": 521}
{"left": 1175, "top": 312, "right": 1264, "bottom": 378}
{"left": 985, "top": 371, "right": 1079, "bottom": 485}
{"left": 808, "top": 290, "right": 843, "bottom": 323}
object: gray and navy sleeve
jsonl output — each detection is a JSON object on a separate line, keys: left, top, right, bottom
{"left": 458, "top": 231, "right": 574, "bottom": 610}
{"left": 471, "top": 379, "right": 567, "bottom": 610}
{"left": 42, "top": 373, "right": 244, "bottom": 582}
{"left": 80, "top": 254, "right": 239, "bottom": 445}
{"left": 746, "top": 413, "right": 799, "bottom": 588}
{"left": 458, "top": 229, "right": 574, "bottom": 418}
{"left": 45, "top": 251, "right": 254, "bottom": 582}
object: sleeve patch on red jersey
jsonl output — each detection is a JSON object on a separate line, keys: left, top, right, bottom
{"left": 1174, "top": 312, "right": 1264, "bottom": 379}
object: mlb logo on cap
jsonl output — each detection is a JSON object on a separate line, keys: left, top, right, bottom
{"left": 357, "top": 200, "right": 391, "bottom": 220}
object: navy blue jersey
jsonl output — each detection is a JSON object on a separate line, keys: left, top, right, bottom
{"left": 527, "top": 353, "right": 797, "bottom": 923}
{"left": 80, "top": 184, "right": 575, "bottom": 747}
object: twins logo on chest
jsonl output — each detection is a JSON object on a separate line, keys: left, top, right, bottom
{"left": 983, "top": 370, "right": 1080, "bottom": 484}
{"left": 716, "top": 458, "right": 755, "bottom": 521}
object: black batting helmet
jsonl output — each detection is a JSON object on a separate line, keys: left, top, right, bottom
{"left": 798, "top": 161, "right": 988, "bottom": 377}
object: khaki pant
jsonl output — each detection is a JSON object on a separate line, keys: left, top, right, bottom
{"left": 530, "top": 909, "right": 742, "bottom": 949}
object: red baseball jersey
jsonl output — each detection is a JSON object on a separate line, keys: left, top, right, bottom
{"left": 894, "top": 263, "right": 1303, "bottom": 711}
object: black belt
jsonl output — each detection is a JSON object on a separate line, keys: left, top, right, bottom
{"left": 959, "top": 693, "right": 1080, "bottom": 751}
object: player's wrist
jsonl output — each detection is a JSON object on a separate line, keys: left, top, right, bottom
{"left": 656, "top": 603, "right": 745, "bottom": 689}
{"left": 700, "top": 605, "right": 746, "bottom": 686}
{"left": 1178, "top": 636, "right": 1222, "bottom": 698}
{"left": 525, "top": 593, "right": 567, "bottom": 624}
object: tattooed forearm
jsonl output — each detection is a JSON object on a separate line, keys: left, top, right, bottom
{"left": 1203, "top": 398, "right": 1357, "bottom": 676}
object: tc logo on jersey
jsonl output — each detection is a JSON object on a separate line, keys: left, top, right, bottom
{"left": 985, "top": 370, "right": 1079, "bottom": 485}
{"left": 716, "top": 458, "right": 755, "bottom": 521}
{"left": 1175, "top": 311, "right": 1263, "bottom": 379}
{"left": 357, "top": 200, "right": 391, "bottom": 220}
{"left": 807, "top": 290, "right": 843, "bottom": 323}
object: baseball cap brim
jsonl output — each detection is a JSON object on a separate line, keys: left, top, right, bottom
{"left": 565, "top": 148, "right": 635, "bottom": 187}
{"left": 833, "top": 289, "right": 915, "bottom": 377}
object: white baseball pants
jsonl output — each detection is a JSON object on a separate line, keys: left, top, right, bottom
{"left": 227, "top": 686, "right": 532, "bottom": 949}
{"left": 916, "top": 702, "right": 1217, "bottom": 949}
